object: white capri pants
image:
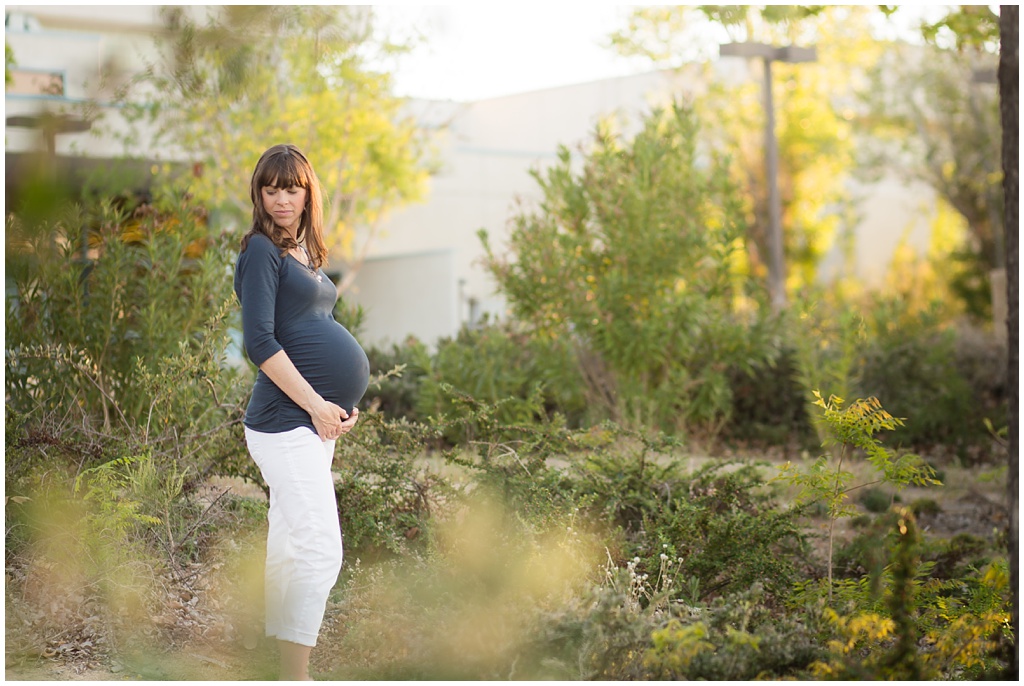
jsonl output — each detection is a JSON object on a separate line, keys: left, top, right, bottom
{"left": 244, "top": 426, "right": 342, "bottom": 647}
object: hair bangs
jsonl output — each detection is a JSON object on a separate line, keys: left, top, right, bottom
{"left": 256, "top": 151, "right": 313, "bottom": 190}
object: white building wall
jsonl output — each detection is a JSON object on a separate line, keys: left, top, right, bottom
{"left": 843, "top": 175, "right": 937, "bottom": 284}
{"left": 349, "top": 250, "right": 458, "bottom": 347}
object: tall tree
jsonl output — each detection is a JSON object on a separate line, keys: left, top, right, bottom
{"left": 609, "top": 5, "right": 879, "bottom": 302}
{"left": 110, "top": 6, "right": 431, "bottom": 292}
{"left": 997, "top": 5, "right": 1018, "bottom": 678}
{"left": 857, "top": 34, "right": 1001, "bottom": 319}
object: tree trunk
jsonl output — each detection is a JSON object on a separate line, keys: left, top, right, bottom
{"left": 998, "top": 4, "right": 1018, "bottom": 679}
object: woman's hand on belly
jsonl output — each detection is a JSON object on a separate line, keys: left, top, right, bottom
{"left": 337, "top": 407, "right": 359, "bottom": 437}
{"left": 309, "top": 397, "right": 350, "bottom": 441}
{"left": 257, "top": 350, "right": 350, "bottom": 441}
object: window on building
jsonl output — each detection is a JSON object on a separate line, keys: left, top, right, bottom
{"left": 5, "top": 11, "right": 42, "bottom": 32}
{"left": 7, "top": 69, "right": 65, "bottom": 97}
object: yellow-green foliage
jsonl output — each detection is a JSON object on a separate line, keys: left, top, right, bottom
{"left": 70, "top": 453, "right": 192, "bottom": 580}
{"left": 74, "top": 456, "right": 164, "bottom": 548}
{"left": 778, "top": 391, "right": 940, "bottom": 520}
{"left": 612, "top": 6, "right": 882, "bottom": 294}
{"left": 810, "top": 560, "right": 1010, "bottom": 679}
{"left": 647, "top": 621, "right": 716, "bottom": 673}
{"left": 776, "top": 392, "right": 940, "bottom": 600}
{"left": 919, "top": 560, "right": 1012, "bottom": 675}
{"left": 801, "top": 506, "right": 1010, "bottom": 680}
{"left": 320, "top": 494, "right": 604, "bottom": 680}
{"left": 636, "top": 582, "right": 826, "bottom": 680}
{"left": 810, "top": 609, "right": 899, "bottom": 678}
{"left": 10, "top": 454, "right": 183, "bottom": 648}
{"left": 881, "top": 200, "right": 973, "bottom": 322}
{"left": 113, "top": 6, "right": 430, "bottom": 270}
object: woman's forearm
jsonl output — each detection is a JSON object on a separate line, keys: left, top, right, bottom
{"left": 259, "top": 350, "right": 350, "bottom": 440}
{"left": 259, "top": 350, "right": 334, "bottom": 416}
{"left": 258, "top": 347, "right": 361, "bottom": 444}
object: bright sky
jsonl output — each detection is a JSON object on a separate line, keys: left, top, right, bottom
{"left": 371, "top": 4, "right": 654, "bottom": 102}
{"left": 370, "top": 3, "right": 961, "bottom": 103}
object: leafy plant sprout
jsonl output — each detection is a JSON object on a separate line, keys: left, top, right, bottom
{"left": 775, "top": 390, "right": 941, "bottom": 603}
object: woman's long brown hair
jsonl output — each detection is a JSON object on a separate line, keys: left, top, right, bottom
{"left": 240, "top": 144, "right": 329, "bottom": 270}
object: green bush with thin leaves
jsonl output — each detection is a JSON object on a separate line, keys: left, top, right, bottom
{"left": 5, "top": 190, "right": 246, "bottom": 476}
{"left": 416, "top": 321, "right": 590, "bottom": 443}
{"left": 776, "top": 391, "right": 941, "bottom": 601}
{"left": 481, "top": 102, "right": 775, "bottom": 434}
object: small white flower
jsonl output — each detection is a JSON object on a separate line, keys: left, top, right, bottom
{"left": 660, "top": 553, "right": 668, "bottom": 561}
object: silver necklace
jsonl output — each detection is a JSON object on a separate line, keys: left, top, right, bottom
{"left": 299, "top": 245, "right": 323, "bottom": 282}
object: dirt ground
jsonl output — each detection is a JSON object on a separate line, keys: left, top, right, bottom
{"left": 4, "top": 454, "right": 1010, "bottom": 682}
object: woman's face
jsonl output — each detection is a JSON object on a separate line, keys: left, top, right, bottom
{"left": 261, "top": 183, "right": 307, "bottom": 235}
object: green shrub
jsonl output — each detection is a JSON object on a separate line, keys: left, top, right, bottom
{"left": 517, "top": 579, "right": 656, "bottom": 680}
{"left": 637, "top": 462, "right": 806, "bottom": 602}
{"left": 481, "top": 103, "right": 771, "bottom": 434}
{"left": 787, "top": 293, "right": 1006, "bottom": 453}
{"left": 804, "top": 509, "right": 1011, "bottom": 679}
{"left": 523, "top": 581, "right": 824, "bottom": 680}
{"left": 832, "top": 518, "right": 906, "bottom": 581}
{"left": 856, "top": 298, "right": 976, "bottom": 447}
{"left": 5, "top": 190, "right": 246, "bottom": 477}
{"left": 950, "top": 324, "right": 1010, "bottom": 460}
{"left": 921, "top": 532, "right": 992, "bottom": 580}
{"left": 853, "top": 298, "right": 1007, "bottom": 455}
{"left": 725, "top": 345, "right": 813, "bottom": 445}
{"left": 333, "top": 411, "right": 451, "bottom": 558}
{"left": 416, "top": 321, "right": 589, "bottom": 443}
{"left": 570, "top": 445, "right": 805, "bottom": 603}
{"left": 644, "top": 584, "right": 825, "bottom": 680}
{"left": 858, "top": 486, "right": 896, "bottom": 513}
{"left": 435, "top": 387, "right": 594, "bottom": 529}
{"left": 909, "top": 497, "right": 941, "bottom": 517}
{"left": 850, "top": 513, "right": 874, "bottom": 528}
{"left": 570, "top": 430, "right": 683, "bottom": 535}
{"left": 362, "top": 337, "right": 431, "bottom": 420}
{"left": 332, "top": 380, "right": 585, "bottom": 558}
{"left": 788, "top": 297, "right": 866, "bottom": 435}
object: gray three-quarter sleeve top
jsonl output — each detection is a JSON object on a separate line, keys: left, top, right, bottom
{"left": 234, "top": 232, "right": 369, "bottom": 433}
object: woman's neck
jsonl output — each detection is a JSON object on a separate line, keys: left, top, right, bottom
{"left": 281, "top": 225, "right": 301, "bottom": 244}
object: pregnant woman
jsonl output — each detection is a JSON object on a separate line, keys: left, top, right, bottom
{"left": 234, "top": 144, "right": 369, "bottom": 680}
